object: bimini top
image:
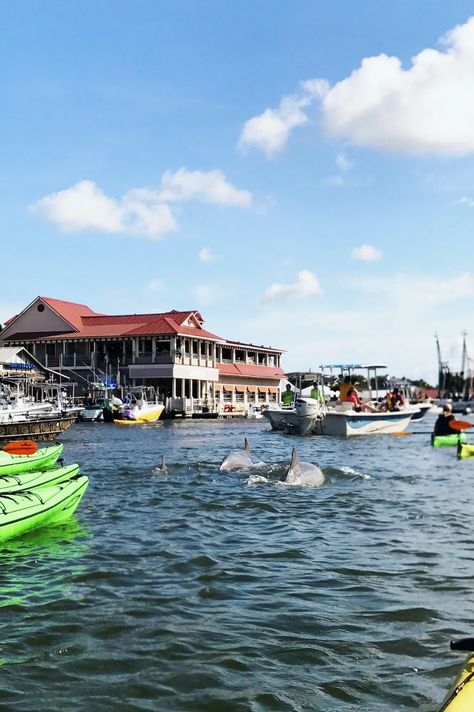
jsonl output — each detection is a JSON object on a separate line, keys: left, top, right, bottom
{"left": 321, "top": 363, "right": 387, "bottom": 370}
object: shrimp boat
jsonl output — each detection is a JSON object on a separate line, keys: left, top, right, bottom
{"left": 264, "top": 364, "right": 419, "bottom": 436}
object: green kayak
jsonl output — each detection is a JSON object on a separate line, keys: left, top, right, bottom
{"left": 432, "top": 433, "right": 467, "bottom": 447}
{"left": 0, "top": 444, "right": 63, "bottom": 475}
{"left": 0, "top": 464, "right": 80, "bottom": 494}
{"left": 0, "top": 475, "right": 89, "bottom": 542}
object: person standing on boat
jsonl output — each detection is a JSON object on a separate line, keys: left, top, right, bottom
{"left": 310, "top": 381, "right": 324, "bottom": 403}
{"left": 282, "top": 384, "right": 294, "bottom": 406}
{"left": 433, "top": 403, "right": 457, "bottom": 436}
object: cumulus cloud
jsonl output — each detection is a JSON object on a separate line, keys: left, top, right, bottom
{"left": 198, "top": 247, "right": 217, "bottom": 262}
{"left": 456, "top": 196, "right": 474, "bottom": 207}
{"left": 31, "top": 169, "right": 252, "bottom": 239}
{"left": 159, "top": 168, "right": 251, "bottom": 206}
{"left": 195, "top": 283, "right": 219, "bottom": 305}
{"left": 351, "top": 244, "right": 383, "bottom": 262}
{"left": 241, "top": 16, "right": 474, "bottom": 156}
{"left": 261, "top": 270, "right": 322, "bottom": 303}
{"left": 238, "top": 80, "right": 328, "bottom": 156}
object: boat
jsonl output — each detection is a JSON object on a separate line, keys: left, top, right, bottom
{"left": 0, "top": 464, "right": 80, "bottom": 493}
{"left": 263, "top": 397, "right": 327, "bottom": 435}
{"left": 0, "top": 413, "right": 76, "bottom": 442}
{"left": 111, "top": 387, "right": 164, "bottom": 425}
{"left": 0, "top": 443, "right": 63, "bottom": 475}
{"left": 433, "top": 433, "right": 467, "bottom": 447}
{"left": 0, "top": 475, "right": 89, "bottom": 542}
{"left": 264, "top": 364, "right": 419, "bottom": 436}
{"left": 438, "top": 639, "right": 474, "bottom": 711}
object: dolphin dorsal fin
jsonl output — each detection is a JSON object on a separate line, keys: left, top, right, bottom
{"left": 244, "top": 438, "right": 250, "bottom": 454}
{"left": 160, "top": 454, "right": 165, "bottom": 469}
{"left": 290, "top": 447, "right": 299, "bottom": 468}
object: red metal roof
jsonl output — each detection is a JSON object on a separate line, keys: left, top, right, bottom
{"left": 218, "top": 363, "right": 285, "bottom": 379}
{"left": 40, "top": 296, "right": 100, "bottom": 329}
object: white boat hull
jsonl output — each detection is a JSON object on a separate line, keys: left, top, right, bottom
{"left": 316, "top": 409, "right": 413, "bottom": 436}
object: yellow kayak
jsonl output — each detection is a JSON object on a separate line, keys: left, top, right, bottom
{"left": 439, "top": 643, "right": 474, "bottom": 711}
{"left": 458, "top": 443, "right": 474, "bottom": 460}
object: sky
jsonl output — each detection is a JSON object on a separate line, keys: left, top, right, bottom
{"left": 1, "top": 1, "right": 474, "bottom": 384}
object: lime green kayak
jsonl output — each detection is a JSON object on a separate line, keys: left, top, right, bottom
{"left": 0, "top": 444, "right": 63, "bottom": 474}
{"left": 0, "top": 464, "right": 80, "bottom": 494}
{"left": 432, "top": 433, "right": 467, "bottom": 447}
{"left": 0, "top": 475, "right": 89, "bottom": 542}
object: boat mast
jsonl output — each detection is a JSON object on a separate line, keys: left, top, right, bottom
{"left": 435, "top": 333, "right": 449, "bottom": 397}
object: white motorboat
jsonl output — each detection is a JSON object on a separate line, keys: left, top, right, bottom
{"left": 263, "top": 397, "right": 328, "bottom": 436}
{"left": 265, "top": 363, "right": 420, "bottom": 436}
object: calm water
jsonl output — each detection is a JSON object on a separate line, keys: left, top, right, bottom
{"left": 0, "top": 414, "right": 473, "bottom": 711}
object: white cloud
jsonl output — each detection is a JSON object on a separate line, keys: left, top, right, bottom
{"left": 198, "top": 247, "right": 217, "bottom": 263}
{"left": 238, "top": 80, "right": 328, "bottom": 157}
{"left": 31, "top": 169, "right": 252, "bottom": 239}
{"left": 351, "top": 244, "right": 383, "bottom": 262}
{"left": 31, "top": 180, "right": 177, "bottom": 239}
{"left": 456, "top": 196, "right": 474, "bottom": 207}
{"left": 228, "top": 271, "right": 474, "bottom": 384}
{"left": 261, "top": 270, "right": 322, "bottom": 303}
{"left": 159, "top": 168, "right": 251, "bottom": 206}
{"left": 241, "top": 17, "right": 474, "bottom": 156}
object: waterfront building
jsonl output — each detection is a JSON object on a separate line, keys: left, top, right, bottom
{"left": 0, "top": 296, "right": 284, "bottom": 412}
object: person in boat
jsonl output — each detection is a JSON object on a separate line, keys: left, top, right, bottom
{"left": 346, "top": 387, "right": 378, "bottom": 413}
{"left": 282, "top": 384, "right": 294, "bottom": 406}
{"left": 433, "top": 403, "right": 457, "bottom": 436}
{"left": 310, "top": 381, "right": 324, "bottom": 403}
{"left": 386, "top": 387, "right": 405, "bottom": 411}
{"left": 338, "top": 376, "right": 353, "bottom": 401}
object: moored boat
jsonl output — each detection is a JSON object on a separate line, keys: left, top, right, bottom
{"left": 0, "top": 443, "right": 63, "bottom": 475}
{"left": 0, "top": 475, "right": 89, "bottom": 542}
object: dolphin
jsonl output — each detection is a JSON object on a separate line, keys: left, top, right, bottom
{"left": 281, "top": 447, "right": 324, "bottom": 487}
{"left": 219, "top": 438, "right": 253, "bottom": 472}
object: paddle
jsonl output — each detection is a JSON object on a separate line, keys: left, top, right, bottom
{"left": 449, "top": 420, "right": 472, "bottom": 431}
{"left": 2, "top": 440, "right": 38, "bottom": 456}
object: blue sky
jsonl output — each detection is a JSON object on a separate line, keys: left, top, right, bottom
{"left": 2, "top": 1, "right": 474, "bottom": 383}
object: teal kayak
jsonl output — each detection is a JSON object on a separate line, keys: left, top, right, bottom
{"left": 0, "top": 475, "right": 89, "bottom": 542}
{"left": 0, "top": 444, "right": 63, "bottom": 474}
{"left": 0, "top": 464, "right": 80, "bottom": 494}
{"left": 432, "top": 433, "right": 467, "bottom": 447}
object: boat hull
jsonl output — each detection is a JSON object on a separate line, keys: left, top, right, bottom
{"left": 317, "top": 410, "right": 414, "bottom": 436}
{"left": 0, "top": 475, "right": 89, "bottom": 542}
{"left": 0, "top": 415, "right": 76, "bottom": 443}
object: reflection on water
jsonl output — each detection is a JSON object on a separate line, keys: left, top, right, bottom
{"left": 0, "top": 416, "right": 472, "bottom": 711}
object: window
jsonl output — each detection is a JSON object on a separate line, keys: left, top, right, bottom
{"left": 258, "top": 353, "right": 266, "bottom": 365}
{"left": 192, "top": 341, "right": 198, "bottom": 356}
{"left": 46, "top": 343, "right": 56, "bottom": 356}
{"left": 200, "top": 342, "right": 206, "bottom": 357}
{"left": 222, "top": 347, "right": 232, "bottom": 361}
{"left": 235, "top": 350, "right": 245, "bottom": 362}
